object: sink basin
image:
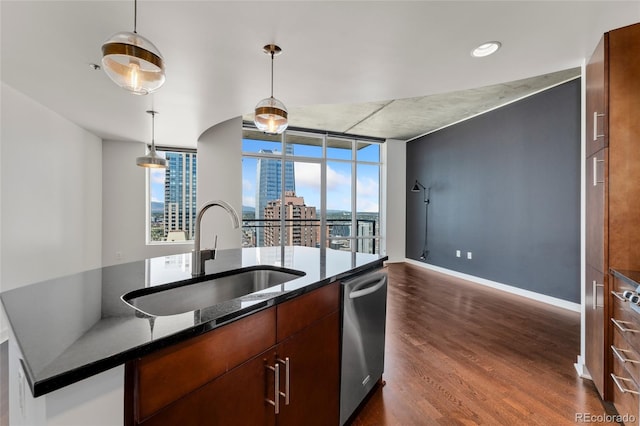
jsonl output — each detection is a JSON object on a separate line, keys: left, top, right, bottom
{"left": 122, "top": 266, "right": 305, "bottom": 317}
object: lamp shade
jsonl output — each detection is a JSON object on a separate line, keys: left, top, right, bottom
{"left": 254, "top": 96, "right": 288, "bottom": 134}
{"left": 411, "top": 180, "right": 423, "bottom": 192}
{"left": 136, "top": 148, "right": 166, "bottom": 168}
{"left": 102, "top": 31, "right": 165, "bottom": 95}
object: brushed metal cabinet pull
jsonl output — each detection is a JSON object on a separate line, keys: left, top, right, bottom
{"left": 611, "top": 291, "right": 627, "bottom": 302}
{"left": 611, "top": 318, "right": 640, "bottom": 333}
{"left": 592, "top": 156, "right": 605, "bottom": 186}
{"left": 265, "top": 363, "right": 280, "bottom": 414}
{"left": 278, "top": 357, "right": 290, "bottom": 405}
{"left": 611, "top": 373, "right": 640, "bottom": 395}
{"left": 611, "top": 345, "right": 640, "bottom": 364}
{"left": 593, "top": 112, "right": 605, "bottom": 141}
{"left": 592, "top": 281, "right": 604, "bottom": 309}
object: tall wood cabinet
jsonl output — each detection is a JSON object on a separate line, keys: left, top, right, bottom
{"left": 584, "top": 22, "right": 640, "bottom": 409}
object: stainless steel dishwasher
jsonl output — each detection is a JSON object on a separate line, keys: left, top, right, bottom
{"left": 340, "top": 269, "right": 388, "bottom": 425}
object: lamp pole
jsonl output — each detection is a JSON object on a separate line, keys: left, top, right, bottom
{"left": 421, "top": 186, "right": 430, "bottom": 260}
{"left": 411, "top": 180, "right": 431, "bottom": 260}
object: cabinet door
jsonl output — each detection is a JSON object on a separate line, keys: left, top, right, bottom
{"left": 277, "top": 311, "right": 340, "bottom": 426}
{"left": 131, "top": 307, "right": 276, "bottom": 421}
{"left": 139, "top": 349, "right": 277, "bottom": 426}
{"left": 586, "top": 149, "right": 606, "bottom": 272}
{"left": 585, "top": 265, "right": 606, "bottom": 398}
{"left": 585, "top": 34, "right": 608, "bottom": 158}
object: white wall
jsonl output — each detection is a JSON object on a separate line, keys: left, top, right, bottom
{"left": 383, "top": 139, "right": 406, "bottom": 262}
{"left": 196, "top": 116, "right": 243, "bottom": 249}
{"left": 9, "top": 327, "right": 123, "bottom": 426}
{"left": 0, "top": 82, "right": 103, "bottom": 339}
{"left": 101, "top": 140, "right": 192, "bottom": 266}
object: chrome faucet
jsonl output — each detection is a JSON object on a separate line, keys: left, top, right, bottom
{"left": 192, "top": 200, "right": 240, "bottom": 277}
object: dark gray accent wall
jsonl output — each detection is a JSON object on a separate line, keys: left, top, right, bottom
{"left": 406, "top": 79, "right": 581, "bottom": 303}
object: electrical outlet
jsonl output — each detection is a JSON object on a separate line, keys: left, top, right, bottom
{"left": 116, "top": 251, "right": 122, "bottom": 261}
{"left": 456, "top": 250, "right": 461, "bottom": 258}
{"left": 467, "top": 252, "right": 472, "bottom": 260}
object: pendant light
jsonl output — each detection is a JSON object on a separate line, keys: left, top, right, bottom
{"left": 254, "top": 44, "right": 288, "bottom": 134}
{"left": 137, "top": 110, "right": 166, "bottom": 168}
{"left": 101, "top": 0, "right": 165, "bottom": 95}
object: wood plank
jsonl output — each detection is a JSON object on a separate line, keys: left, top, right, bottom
{"left": 350, "top": 263, "right": 617, "bottom": 426}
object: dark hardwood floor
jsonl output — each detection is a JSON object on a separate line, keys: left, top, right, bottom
{"left": 350, "top": 262, "right": 615, "bottom": 426}
{"left": 0, "top": 263, "right": 615, "bottom": 425}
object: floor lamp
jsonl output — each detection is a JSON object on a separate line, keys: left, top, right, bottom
{"left": 411, "top": 180, "right": 431, "bottom": 260}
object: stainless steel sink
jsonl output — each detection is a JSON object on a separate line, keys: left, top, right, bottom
{"left": 122, "top": 266, "right": 305, "bottom": 316}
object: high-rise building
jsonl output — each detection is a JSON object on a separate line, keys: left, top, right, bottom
{"left": 264, "top": 191, "right": 318, "bottom": 247}
{"left": 164, "top": 152, "right": 197, "bottom": 240}
{"left": 255, "top": 146, "right": 295, "bottom": 246}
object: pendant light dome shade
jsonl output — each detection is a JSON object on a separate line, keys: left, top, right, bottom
{"left": 102, "top": 32, "right": 165, "bottom": 95}
{"left": 101, "top": 0, "right": 165, "bottom": 95}
{"left": 254, "top": 96, "right": 288, "bottom": 134}
{"left": 254, "top": 44, "right": 288, "bottom": 134}
{"left": 137, "top": 110, "right": 166, "bottom": 168}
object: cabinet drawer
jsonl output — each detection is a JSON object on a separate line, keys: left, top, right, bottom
{"left": 612, "top": 300, "right": 640, "bottom": 354}
{"left": 612, "top": 328, "right": 640, "bottom": 386}
{"left": 277, "top": 282, "right": 339, "bottom": 342}
{"left": 611, "top": 355, "right": 640, "bottom": 422}
{"left": 614, "top": 275, "right": 638, "bottom": 294}
{"left": 134, "top": 307, "right": 276, "bottom": 421}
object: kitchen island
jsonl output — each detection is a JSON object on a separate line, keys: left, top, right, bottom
{"left": 1, "top": 246, "right": 386, "bottom": 425}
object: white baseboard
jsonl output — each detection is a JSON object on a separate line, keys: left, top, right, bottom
{"left": 574, "top": 355, "right": 591, "bottom": 379}
{"left": 404, "top": 258, "right": 581, "bottom": 313}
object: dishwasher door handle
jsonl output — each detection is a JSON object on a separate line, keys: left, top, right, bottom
{"left": 349, "top": 274, "right": 387, "bottom": 299}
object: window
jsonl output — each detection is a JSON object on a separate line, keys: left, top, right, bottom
{"left": 148, "top": 148, "right": 197, "bottom": 243}
{"left": 242, "top": 127, "right": 382, "bottom": 254}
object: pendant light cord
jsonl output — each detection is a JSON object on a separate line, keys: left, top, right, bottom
{"left": 133, "top": 0, "right": 137, "bottom": 33}
{"left": 150, "top": 111, "right": 155, "bottom": 149}
{"left": 270, "top": 51, "right": 274, "bottom": 98}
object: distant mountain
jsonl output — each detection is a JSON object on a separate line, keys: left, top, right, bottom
{"left": 151, "top": 202, "right": 164, "bottom": 214}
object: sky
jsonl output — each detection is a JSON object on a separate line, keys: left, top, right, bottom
{"left": 150, "top": 138, "right": 380, "bottom": 213}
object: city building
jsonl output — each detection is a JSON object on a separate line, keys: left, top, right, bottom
{"left": 255, "top": 146, "right": 295, "bottom": 246}
{"left": 164, "top": 152, "right": 197, "bottom": 240}
{"left": 264, "top": 191, "right": 318, "bottom": 247}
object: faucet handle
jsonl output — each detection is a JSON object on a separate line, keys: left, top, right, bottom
{"left": 211, "top": 235, "right": 218, "bottom": 260}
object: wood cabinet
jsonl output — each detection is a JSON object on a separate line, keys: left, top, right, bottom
{"left": 585, "top": 35, "right": 608, "bottom": 158}
{"left": 277, "top": 311, "right": 340, "bottom": 425}
{"left": 586, "top": 263, "right": 606, "bottom": 395}
{"left": 125, "top": 282, "right": 340, "bottom": 426}
{"left": 584, "top": 22, "right": 640, "bottom": 406}
{"left": 584, "top": 31, "right": 610, "bottom": 400}
{"left": 610, "top": 274, "right": 640, "bottom": 422}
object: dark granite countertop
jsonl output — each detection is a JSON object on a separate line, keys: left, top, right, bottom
{"left": 1, "top": 246, "right": 386, "bottom": 397}
{"left": 611, "top": 269, "right": 640, "bottom": 288}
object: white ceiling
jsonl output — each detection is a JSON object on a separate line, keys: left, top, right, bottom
{"left": 2, "top": 1, "right": 639, "bottom": 147}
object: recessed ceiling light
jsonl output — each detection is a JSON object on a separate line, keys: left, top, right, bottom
{"left": 471, "top": 41, "right": 502, "bottom": 58}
